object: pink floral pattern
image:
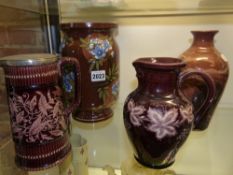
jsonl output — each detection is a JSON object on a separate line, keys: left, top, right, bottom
{"left": 127, "top": 100, "right": 194, "bottom": 139}
{"left": 9, "top": 87, "right": 66, "bottom": 143}
{"left": 127, "top": 100, "right": 146, "bottom": 126}
{"left": 147, "top": 107, "right": 178, "bottom": 139}
{"left": 180, "top": 105, "right": 193, "bottom": 123}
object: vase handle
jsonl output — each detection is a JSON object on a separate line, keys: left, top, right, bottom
{"left": 178, "top": 69, "right": 216, "bottom": 129}
{"left": 58, "top": 57, "right": 81, "bottom": 117}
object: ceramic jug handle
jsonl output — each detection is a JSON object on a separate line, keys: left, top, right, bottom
{"left": 178, "top": 70, "right": 216, "bottom": 128}
{"left": 58, "top": 57, "right": 81, "bottom": 116}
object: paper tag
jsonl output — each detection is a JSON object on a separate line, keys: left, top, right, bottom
{"left": 91, "top": 70, "right": 106, "bottom": 82}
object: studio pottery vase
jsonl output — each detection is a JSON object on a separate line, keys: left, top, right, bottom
{"left": 61, "top": 22, "right": 119, "bottom": 122}
{"left": 123, "top": 57, "right": 215, "bottom": 169}
{"left": 180, "top": 30, "right": 229, "bottom": 130}
{"left": 0, "top": 54, "right": 81, "bottom": 170}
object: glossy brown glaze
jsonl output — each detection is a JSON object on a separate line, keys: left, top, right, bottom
{"left": 61, "top": 22, "right": 119, "bottom": 122}
{"left": 123, "top": 57, "right": 215, "bottom": 169}
{"left": 0, "top": 54, "right": 81, "bottom": 170}
{"left": 180, "top": 30, "right": 229, "bottom": 130}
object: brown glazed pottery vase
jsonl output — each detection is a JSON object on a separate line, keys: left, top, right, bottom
{"left": 180, "top": 30, "right": 229, "bottom": 130}
{"left": 0, "top": 54, "right": 81, "bottom": 170}
{"left": 61, "top": 22, "right": 119, "bottom": 122}
{"left": 123, "top": 57, "right": 215, "bottom": 169}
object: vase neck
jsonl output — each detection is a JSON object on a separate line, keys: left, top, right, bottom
{"left": 136, "top": 68, "right": 178, "bottom": 98}
{"left": 191, "top": 31, "right": 218, "bottom": 47}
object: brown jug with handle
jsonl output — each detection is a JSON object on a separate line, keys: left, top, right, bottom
{"left": 0, "top": 53, "right": 81, "bottom": 171}
{"left": 123, "top": 57, "right": 216, "bottom": 169}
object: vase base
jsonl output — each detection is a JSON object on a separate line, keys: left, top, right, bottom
{"left": 121, "top": 156, "right": 176, "bottom": 175}
{"left": 134, "top": 156, "right": 174, "bottom": 169}
{"left": 73, "top": 108, "right": 113, "bottom": 122}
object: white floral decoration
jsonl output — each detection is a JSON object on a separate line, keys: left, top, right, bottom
{"left": 147, "top": 107, "right": 178, "bottom": 139}
{"left": 127, "top": 100, "right": 146, "bottom": 126}
{"left": 127, "top": 99, "right": 194, "bottom": 139}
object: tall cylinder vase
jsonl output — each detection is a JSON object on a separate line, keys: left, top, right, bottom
{"left": 180, "top": 30, "right": 229, "bottom": 130}
{"left": 61, "top": 22, "right": 119, "bottom": 122}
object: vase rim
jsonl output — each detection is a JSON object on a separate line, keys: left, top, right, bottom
{"left": 191, "top": 30, "right": 219, "bottom": 33}
{"left": 61, "top": 22, "right": 118, "bottom": 30}
{"left": 0, "top": 53, "right": 57, "bottom": 67}
{"left": 133, "top": 57, "right": 186, "bottom": 70}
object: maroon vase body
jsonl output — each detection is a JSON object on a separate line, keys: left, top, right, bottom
{"left": 181, "top": 31, "right": 229, "bottom": 130}
{"left": 123, "top": 57, "right": 215, "bottom": 169}
{"left": 0, "top": 54, "right": 80, "bottom": 170}
{"left": 61, "top": 22, "right": 119, "bottom": 122}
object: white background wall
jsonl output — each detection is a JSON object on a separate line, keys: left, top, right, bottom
{"left": 117, "top": 23, "right": 233, "bottom": 107}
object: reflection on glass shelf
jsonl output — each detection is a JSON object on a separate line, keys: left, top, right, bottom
{"left": 89, "top": 167, "right": 121, "bottom": 175}
{"left": 0, "top": 5, "right": 40, "bottom": 25}
{"left": 0, "top": 0, "right": 60, "bottom": 15}
{"left": 60, "top": 0, "right": 233, "bottom": 22}
{"left": 0, "top": 0, "right": 41, "bottom": 14}
{"left": 121, "top": 157, "right": 178, "bottom": 175}
{"left": 0, "top": 102, "right": 232, "bottom": 174}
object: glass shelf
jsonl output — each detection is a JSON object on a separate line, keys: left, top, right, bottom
{"left": 72, "top": 103, "right": 233, "bottom": 175}
{"left": 0, "top": 103, "right": 232, "bottom": 174}
{"left": 89, "top": 167, "right": 121, "bottom": 175}
{"left": 60, "top": 0, "right": 233, "bottom": 23}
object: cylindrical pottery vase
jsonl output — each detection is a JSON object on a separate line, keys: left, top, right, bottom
{"left": 180, "top": 30, "right": 229, "bottom": 130}
{"left": 0, "top": 54, "right": 81, "bottom": 170}
{"left": 61, "top": 22, "right": 119, "bottom": 122}
{"left": 26, "top": 166, "right": 60, "bottom": 175}
{"left": 70, "top": 133, "right": 89, "bottom": 175}
{"left": 123, "top": 57, "right": 215, "bottom": 169}
{"left": 59, "top": 152, "right": 74, "bottom": 175}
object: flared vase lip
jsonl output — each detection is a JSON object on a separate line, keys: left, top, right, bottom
{"left": 133, "top": 57, "right": 186, "bottom": 70}
{"left": 191, "top": 30, "right": 219, "bottom": 34}
{"left": 61, "top": 22, "right": 118, "bottom": 30}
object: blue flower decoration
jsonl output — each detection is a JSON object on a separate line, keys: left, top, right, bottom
{"left": 89, "top": 38, "right": 112, "bottom": 60}
{"left": 63, "top": 72, "right": 75, "bottom": 93}
{"left": 103, "top": 40, "right": 111, "bottom": 50}
{"left": 91, "top": 46, "right": 107, "bottom": 60}
{"left": 112, "top": 81, "right": 119, "bottom": 96}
